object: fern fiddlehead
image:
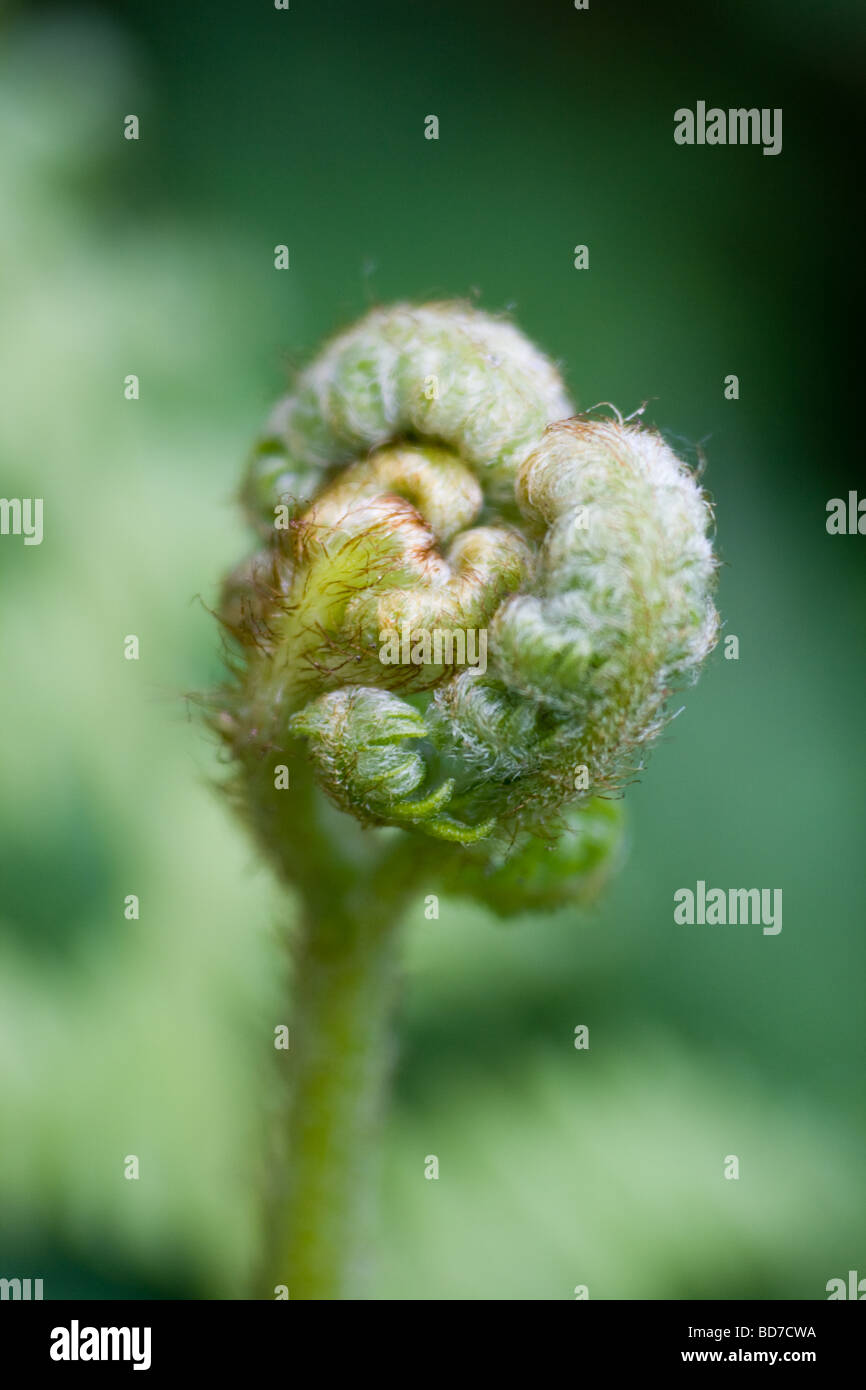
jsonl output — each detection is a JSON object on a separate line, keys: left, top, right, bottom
{"left": 213, "top": 302, "right": 718, "bottom": 1297}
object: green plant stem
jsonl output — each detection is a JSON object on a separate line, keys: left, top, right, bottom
{"left": 240, "top": 752, "right": 422, "bottom": 1298}
{"left": 266, "top": 890, "right": 404, "bottom": 1300}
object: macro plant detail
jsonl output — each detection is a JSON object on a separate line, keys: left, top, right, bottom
{"left": 212, "top": 302, "right": 719, "bottom": 1299}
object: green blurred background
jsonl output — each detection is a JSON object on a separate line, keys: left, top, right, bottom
{"left": 1, "top": 0, "right": 863, "bottom": 1299}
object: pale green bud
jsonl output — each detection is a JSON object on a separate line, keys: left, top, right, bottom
{"left": 217, "top": 303, "right": 718, "bottom": 905}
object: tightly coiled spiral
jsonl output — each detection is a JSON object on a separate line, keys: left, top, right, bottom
{"left": 217, "top": 303, "right": 718, "bottom": 908}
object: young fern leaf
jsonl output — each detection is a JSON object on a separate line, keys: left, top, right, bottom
{"left": 212, "top": 301, "right": 719, "bottom": 1300}
{"left": 217, "top": 301, "right": 717, "bottom": 894}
